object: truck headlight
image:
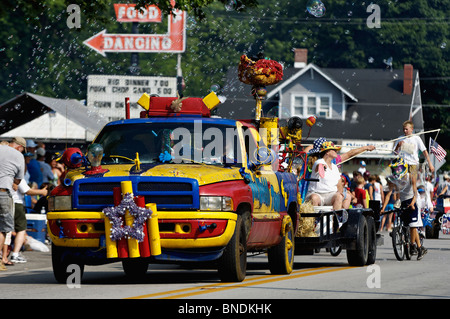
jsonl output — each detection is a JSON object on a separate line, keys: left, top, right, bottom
{"left": 48, "top": 196, "right": 72, "bottom": 211}
{"left": 200, "top": 196, "right": 233, "bottom": 211}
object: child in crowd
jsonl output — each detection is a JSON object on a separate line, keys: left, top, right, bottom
{"left": 353, "top": 175, "right": 367, "bottom": 208}
{"left": 381, "top": 157, "right": 427, "bottom": 260}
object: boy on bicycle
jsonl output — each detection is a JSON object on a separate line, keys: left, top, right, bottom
{"left": 381, "top": 157, "right": 428, "bottom": 260}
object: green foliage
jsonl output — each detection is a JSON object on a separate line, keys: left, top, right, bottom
{"left": 0, "top": 0, "right": 448, "bottom": 159}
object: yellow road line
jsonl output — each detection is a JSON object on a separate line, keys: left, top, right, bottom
{"left": 163, "top": 266, "right": 355, "bottom": 299}
{"left": 126, "top": 269, "right": 301, "bottom": 299}
{"left": 127, "top": 266, "right": 354, "bottom": 299}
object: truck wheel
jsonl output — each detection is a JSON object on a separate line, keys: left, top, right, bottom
{"left": 268, "top": 216, "right": 294, "bottom": 274}
{"left": 51, "top": 244, "right": 84, "bottom": 284}
{"left": 366, "top": 216, "right": 377, "bottom": 265}
{"left": 218, "top": 214, "right": 247, "bottom": 282}
{"left": 346, "top": 215, "right": 369, "bottom": 266}
{"left": 122, "top": 259, "right": 149, "bottom": 279}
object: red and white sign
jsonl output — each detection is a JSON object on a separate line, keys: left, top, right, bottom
{"left": 114, "top": 4, "right": 162, "bottom": 23}
{"left": 84, "top": 7, "right": 186, "bottom": 55}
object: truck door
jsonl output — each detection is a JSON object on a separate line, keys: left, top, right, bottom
{"left": 241, "top": 125, "right": 282, "bottom": 245}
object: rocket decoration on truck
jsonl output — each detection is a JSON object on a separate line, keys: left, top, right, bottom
{"left": 102, "top": 193, "right": 153, "bottom": 242}
{"left": 238, "top": 54, "right": 283, "bottom": 123}
{"left": 101, "top": 181, "right": 161, "bottom": 259}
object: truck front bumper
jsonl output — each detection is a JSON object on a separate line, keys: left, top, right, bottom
{"left": 47, "top": 211, "right": 237, "bottom": 251}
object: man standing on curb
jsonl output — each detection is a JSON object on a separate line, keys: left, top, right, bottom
{"left": 0, "top": 137, "right": 26, "bottom": 270}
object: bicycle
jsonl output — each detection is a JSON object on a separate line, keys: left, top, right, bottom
{"left": 381, "top": 206, "right": 423, "bottom": 261}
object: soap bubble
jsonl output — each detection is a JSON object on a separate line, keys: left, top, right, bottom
{"left": 186, "top": 16, "right": 197, "bottom": 30}
{"left": 210, "top": 84, "right": 220, "bottom": 92}
{"left": 306, "top": 0, "right": 326, "bottom": 18}
{"left": 224, "top": 0, "right": 237, "bottom": 11}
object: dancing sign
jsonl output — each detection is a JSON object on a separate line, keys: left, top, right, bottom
{"left": 83, "top": 4, "right": 186, "bottom": 56}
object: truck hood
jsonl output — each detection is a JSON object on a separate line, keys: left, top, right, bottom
{"left": 66, "top": 164, "right": 243, "bottom": 186}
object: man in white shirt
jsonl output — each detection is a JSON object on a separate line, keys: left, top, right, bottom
{"left": 0, "top": 137, "right": 25, "bottom": 270}
{"left": 8, "top": 180, "right": 48, "bottom": 263}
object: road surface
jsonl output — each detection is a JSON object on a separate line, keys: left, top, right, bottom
{"left": 1, "top": 230, "right": 449, "bottom": 302}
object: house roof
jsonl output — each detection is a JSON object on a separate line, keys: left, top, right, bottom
{"left": 266, "top": 64, "right": 358, "bottom": 102}
{"left": 215, "top": 64, "right": 420, "bottom": 142}
{"left": 0, "top": 92, "right": 109, "bottom": 139}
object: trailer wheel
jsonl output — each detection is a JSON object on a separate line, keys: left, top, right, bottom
{"left": 366, "top": 216, "right": 377, "bottom": 265}
{"left": 218, "top": 214, "right": 247, "bottom": 282}
{"left": 268, "top": 216, "right": 294, "bottom": 275}
{"left": 346, "top": 215, "right": 369, "bottom": 266}
{"left": 329, "top": 245, "right": 342, "bottom": 257}
{"left": 51, "top": 244, "right": 84, "bottom": 284}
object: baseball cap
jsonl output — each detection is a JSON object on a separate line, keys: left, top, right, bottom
{"left": 36, "top": 147, "right": 46, "bottom": 157}
{"left": 26, "top": 139, "right": 38, "bottom": 148}
{"left": 12, "top": 137, "right": 27, "bottom": 152}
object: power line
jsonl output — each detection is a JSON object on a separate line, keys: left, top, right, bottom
{"left": 209, "top": 12, "right": 450, "bottom": 25}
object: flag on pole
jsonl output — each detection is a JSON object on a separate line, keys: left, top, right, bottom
{"left": 429, "top": 138, "right": 447, "bottom": 162}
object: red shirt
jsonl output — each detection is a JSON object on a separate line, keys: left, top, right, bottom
{"left": 354, "top": 187, "right": 366, "bottom": 207}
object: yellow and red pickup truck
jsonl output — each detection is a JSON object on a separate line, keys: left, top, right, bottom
{"left": 47, "top": 95, "right": 299, "bottom": 283}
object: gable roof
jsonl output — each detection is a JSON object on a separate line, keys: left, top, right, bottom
{"left": 266, "top": 63, "right": 358, "bottom": 102}
{"left": 0, "top": 92, "right": 108, "bottom": 139}
{"left": 215, "top": 63, "right": 421, "bottom": 142}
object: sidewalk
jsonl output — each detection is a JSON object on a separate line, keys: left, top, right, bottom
{"left": 0, "top": 247, "right": 52, "bottom": 276}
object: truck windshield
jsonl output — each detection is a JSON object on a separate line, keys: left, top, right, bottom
{"left": 94, "top": 121, "right": 243, "bottom": 167}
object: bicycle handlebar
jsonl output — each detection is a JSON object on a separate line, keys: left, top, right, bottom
{"left": 380, "top": 207, "right": 409, "bottom": 216}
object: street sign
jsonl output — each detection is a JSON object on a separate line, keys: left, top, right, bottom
{"left": 87, "top": 74, "right": 177, "bottom": 120}
{"left": 83, "top": 8, "right": 186, "bottom": 55}
{"left": 114, "top": 4, "right": 162, "bottom": 23}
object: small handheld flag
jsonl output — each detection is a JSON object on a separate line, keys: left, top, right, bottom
{"left": 429, "top": 138, "right": 446, "bottom": 162}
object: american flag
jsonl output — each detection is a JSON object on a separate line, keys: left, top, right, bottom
{"left": 429, "top": 138, "right": 447, "bottom": 162}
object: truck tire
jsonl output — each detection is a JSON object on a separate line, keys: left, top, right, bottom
{"left": 366, "top": 216, "right": 377, "bottom": 265}
{"left": 268, "top": 216, "right": 294, "bottom": 275}
{"left": 51, "top": 244, "right": 84, "bottom": 284}
{"left": 218, "top": 214, "right": 247, "bottom": 282}
{"left": 346, "top": 215, "right": 369, "bottom": 266}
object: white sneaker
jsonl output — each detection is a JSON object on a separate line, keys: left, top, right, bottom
{"left": 10, "top": 254, "right": 27, "bottom": 263}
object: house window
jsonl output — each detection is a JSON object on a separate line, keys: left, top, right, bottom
{"left": 291, "top": 94, "right": 332, "bottom": 118}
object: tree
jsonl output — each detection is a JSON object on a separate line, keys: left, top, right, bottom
{"left": 0, "top": 0, "right": 448, "bottom": 162}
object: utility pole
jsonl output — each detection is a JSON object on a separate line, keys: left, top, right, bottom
{"left": 176, "top": 53, "right": 183, "bottom": 97}
{"left": 129, "top": 22, "right": 141, "bottom": 75}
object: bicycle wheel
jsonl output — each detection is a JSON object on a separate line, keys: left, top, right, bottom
{"left": 391, "top": 226, "right": 405, "bottom": 261}
{"left": 404, "top": 226, "right": 411, "bottom": 260}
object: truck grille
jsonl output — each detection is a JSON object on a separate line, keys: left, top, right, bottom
{"left": 73, "top": 177, "right": 199, "bottom": 210}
